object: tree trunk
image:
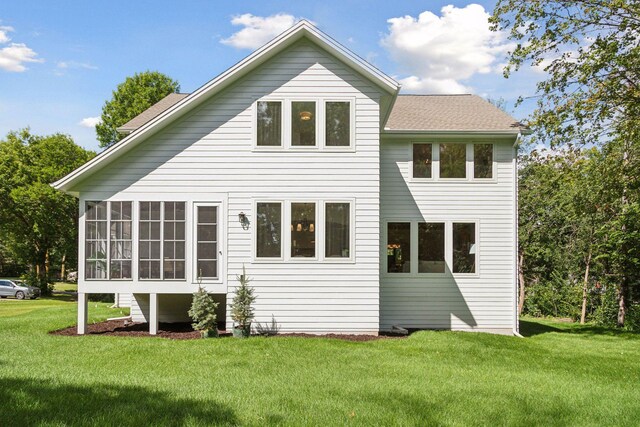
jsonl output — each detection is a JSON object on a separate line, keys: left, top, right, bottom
{"left": 617, "top": 285, "right": 627, "bottom": 327}
{"left": 617, "top": 142, "right": 630, "bottom": 327}
{"left": 45, "top": 249, "right": 50, "bottom": 276}
{"left": 60, "top": 253, "right": 66, "bottom": 282}
{"left": 518, "top": 250, "right": 526, "bottom": 315}
{"left": 580, "top": 246, "right": 592, "bottom": 324}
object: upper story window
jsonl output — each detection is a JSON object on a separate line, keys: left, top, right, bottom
{"left": 326, "top": 102, "right": 350, "bottom": 147}
{"left": 255, "top": 98, "right": 353, "bottom": 150}
{"left": 411, "top": 143, "right": 494, "bottom": 181}
{"left": 256, "top": 101, "right": 282, "bottom": 147}
{"left": 292, "top": 102, "right": 317, "bottom": 146}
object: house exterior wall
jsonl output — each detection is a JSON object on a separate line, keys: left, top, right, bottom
{"left": 379, "top": 136, "right": 517, "bottom": 333}
{"left": 76, "top": 40, "right": 383, "bottom": 333}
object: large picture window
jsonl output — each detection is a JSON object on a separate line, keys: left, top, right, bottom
{"left": 256, "top": 101, "right": 282, "bottom": 146}
{"left": 109, "top": 202, "right": 132, "bottom": 279}
{"left": 325, "top": 203, "right": 350, "bottom": 258}
{"left": 325, "top": 102, "right": 350, "bottom": 147}
{"left": 418, "top": 222, "right": 445, "bottom": 273}
{"left": 85, "top": 201, "right": 108, "bottom": 279}
{"left": 256, "top": 202, "right": 282, "bottom": 258}
{"left": 196, "top": 206, "right": 218, "bottom": 279}
{"left": 291, "top": 202, "right": 316, "bottom": 257}
{"left": 387, "top": 222, "right": 411, "bottom": 273}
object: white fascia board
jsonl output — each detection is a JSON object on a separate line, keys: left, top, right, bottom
{"left": 52, "top": 21, "right": 399, "bottom": 193}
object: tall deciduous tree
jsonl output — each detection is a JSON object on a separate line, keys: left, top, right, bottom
{"left": 96, "top": 71, "right": 180, "bottom": 148}
{"left": 493, "top": 0, "right": 640, "bottom": 326}
{"left": 0, "top": 129, "right": 94, "bottom": 292}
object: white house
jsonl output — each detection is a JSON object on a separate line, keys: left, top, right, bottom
{"left": 54, "top": 21, "right": 527, "bottom": 336}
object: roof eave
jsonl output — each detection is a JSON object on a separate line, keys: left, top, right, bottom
{"left": 53, "top": 20, "right": 399, "bottom": 193}
{"left": 382, "top": 129, "right": 528, "bottom": 136}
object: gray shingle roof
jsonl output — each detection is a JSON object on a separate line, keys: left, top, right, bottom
{"left": 117, "top": 93, "right": 528, "bottom": 134}
{"left": 385, "top": 94, "right": 527, "bottom": 133}
{"left": 116, "top": 93, "right": 190, "bottom": 133}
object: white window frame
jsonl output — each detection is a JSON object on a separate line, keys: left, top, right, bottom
{"left": 409, "top": 142, "right": 497, "bottom": 183}
{"left": 252, "top": 97, "right": 356, "bottom": 152}
{"left": 253, "top": 200, "right": 285, "bottom": 261}
{"left": 192, "top": 201, "right": 224, "bottom": 284}
{"left": 85, "top": 201, "right": 111, "bottom": 281}
{"left": 251, "top": 199, "right": 355, "bottom": 263}
{"left": 381, "top": 219, "right": 480, "bottom": 277}
{"left": 109, "top": 201, "right": 133, "bottom": 281}
{"left": 472, "top": 142, "right": 497, "bottom": 181}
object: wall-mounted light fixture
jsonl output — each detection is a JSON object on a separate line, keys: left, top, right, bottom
{"left": 238, "top": 212, "right": 250, "bottom": 230}
{"left": 299, "top": 111, "right": 312, "bottom": 121}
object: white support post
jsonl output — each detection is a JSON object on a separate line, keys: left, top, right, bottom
{"left": 77, "top": 292, "right": 88, "bottom": 335}
{"left": 149, "top": 293, "right": 158, "bottom": 335}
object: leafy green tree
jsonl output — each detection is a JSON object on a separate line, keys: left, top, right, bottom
{"left": 96, "top": 71, "right": 179, "bottom": 148}
{"left": 493, "top": 0, "right": 640, "bottom": 326}
{"left": 0, "top": 129, "right": 94, "bottom": 292}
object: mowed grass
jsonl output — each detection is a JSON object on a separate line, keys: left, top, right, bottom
{"left": 0, "top": 298, "right": 639, "bottom": 426}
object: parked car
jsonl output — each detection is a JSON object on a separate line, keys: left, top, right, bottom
{"left": 0, "top": 279, "right": 41, "bottom": 300}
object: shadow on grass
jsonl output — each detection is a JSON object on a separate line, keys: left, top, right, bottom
{"left": 520, "top": 319, "right": 639, "bottom": 339}
{"left": 0, "top": 377, "right": 237, "bottom": 426}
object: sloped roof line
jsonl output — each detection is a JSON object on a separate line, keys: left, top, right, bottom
{"left": 53, "top": 20, "right": 400, "bottom": 193}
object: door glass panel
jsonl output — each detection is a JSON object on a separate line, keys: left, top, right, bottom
{"left": 197, "top": 206, "right": 218, "bottom": 279}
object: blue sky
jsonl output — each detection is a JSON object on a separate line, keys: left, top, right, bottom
{"left": 0, "top": 1, "right": 541, "bottom": 151}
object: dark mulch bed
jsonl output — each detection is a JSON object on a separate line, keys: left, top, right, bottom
{"left": 50, "top": 319, "right": 407, "bottom": 341}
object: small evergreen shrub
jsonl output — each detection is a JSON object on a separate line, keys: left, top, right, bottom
{"left": 231, "top": 266, "right": 256, "bottom": 336}
{"left": 255, "top": 315, "right": 280, "bottom": 336}
{"left": 188, "top": 287, "right": 219, "bottom": 338}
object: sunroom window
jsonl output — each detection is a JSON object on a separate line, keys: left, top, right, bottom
{"left": 109, "top": 202, "right": 132, "bottom": 279}
{"left": 85, "top": 201, "right": 108, "bottom": 279}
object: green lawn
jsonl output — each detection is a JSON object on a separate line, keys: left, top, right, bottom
{"left": 1, "top": 298, "right": 639, "bottom": 426}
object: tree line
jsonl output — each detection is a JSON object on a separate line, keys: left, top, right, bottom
{"left": 0, "top": 72, "right": 179, "bottom": 292}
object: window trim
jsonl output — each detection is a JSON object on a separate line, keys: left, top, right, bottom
{"left": 381, "top": 219, "right": 480, "bottom": 277}
{"left": 251, "top": 198, "right": 355, "bottom": 264}
{"left": 409, "top": 142, "right": 497, "bottom": 183}
{"left": 252, "top": 97, "right": 355, "bottom": 152}
{"left": 253, "top": 200, "right": 284, "bottom": 261}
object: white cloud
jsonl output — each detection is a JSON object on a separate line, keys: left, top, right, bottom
{"left": 0, "top": 25, "right": 43, "bottom": 72}
{"left": 79, "top": 116, "right": 101, "bottom": 128}
{"left": 221, "top": 13, "right": 305, "bottom": 49}
{"left": 0, "top": 26, "right": 13, "bottom": 44}
{"left": 381, "top": 4, "right": 514, "bottom": 94}
{"left": 57, "top": 60, "right": 98, "bottom": 70}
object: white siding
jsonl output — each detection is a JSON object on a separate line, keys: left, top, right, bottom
{"left": 380, "top": 137, "right": 516, "bottom": 332}
{"left": 114, "top": 293, "right": 131, "bottom": 308}
{"left": 78, "top": 40, "right": 382, "bottom": 333}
